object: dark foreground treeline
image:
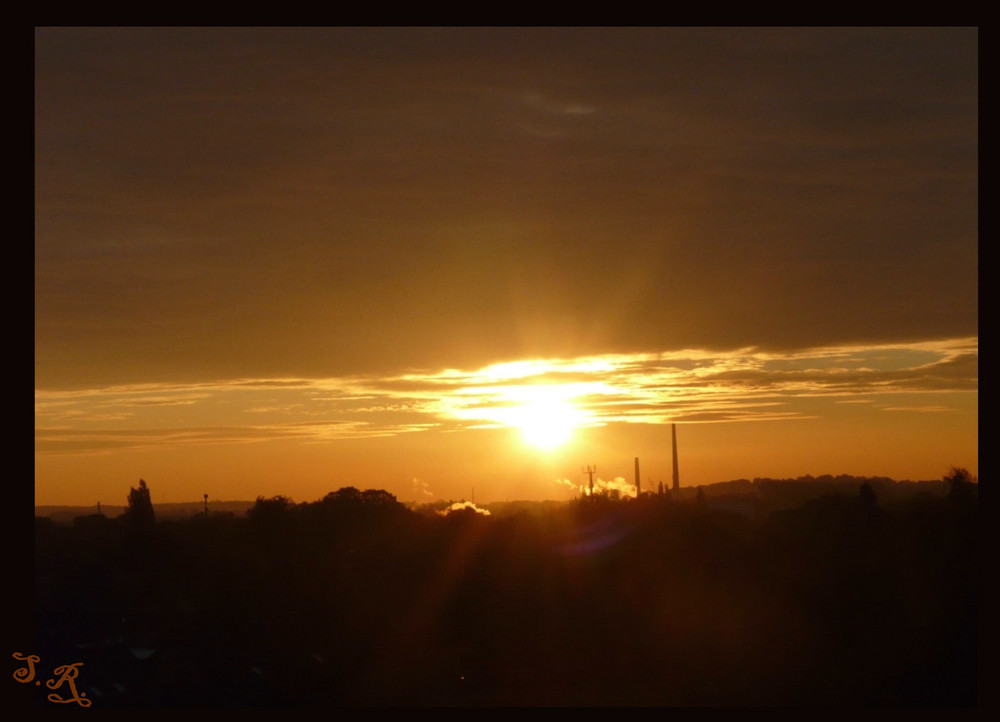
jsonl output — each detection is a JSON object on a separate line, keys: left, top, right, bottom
{"left": 33, "top": 484, "right": 977, "bottom": 707}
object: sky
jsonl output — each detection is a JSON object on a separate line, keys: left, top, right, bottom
{"left": 34, "top": 27, "right": 978, "bottom": 507}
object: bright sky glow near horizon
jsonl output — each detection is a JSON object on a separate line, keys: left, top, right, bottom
{"left": 35, "top": 27, "right": 977, "bottom": 507}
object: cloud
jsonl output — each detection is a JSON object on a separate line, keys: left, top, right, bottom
{"left": 35, "top": 338, "right": 977, "bottom": 456}
{"left": 35, "top": 29, "right": 976, "bottom": 394}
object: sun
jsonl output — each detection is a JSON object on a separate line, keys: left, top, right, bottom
{"left": 507, "top": 389, "right": 584, "bottom": 451}
{"left": 445, "top": 375, "right": 595, "bottom": 452}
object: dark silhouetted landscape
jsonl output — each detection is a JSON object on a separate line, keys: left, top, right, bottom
{"left": 32, "top": 472, "right": 977, "bottom": 707}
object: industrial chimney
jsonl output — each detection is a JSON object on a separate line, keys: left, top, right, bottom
{"left": 634, "top": 457, "right": 641, "bottom": 497}
{"left": 672, "top": 424, "right": 680, "bottom": 491}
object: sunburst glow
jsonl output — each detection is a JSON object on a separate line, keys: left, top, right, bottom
{"left": 510, "top": 396, "right": 579, "bottom": 450}
{"left": 500, "top": 386, "right": 589, "bottom": 451}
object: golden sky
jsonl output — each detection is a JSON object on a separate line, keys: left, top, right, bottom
{"left": 35, "top": 28, "right": 978, "bottom": 506}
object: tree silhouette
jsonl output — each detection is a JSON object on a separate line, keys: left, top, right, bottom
{"left": 246, "top": 494, "right": 294, "bottom": 522}
{"left": 858, "top": 482, "right": 878, "bottom": 506}
{"left": 245, "top": 495, "right": 295, "bottom": 543}
{"left": 944, "top": 466, "right": 977, "bottom": 500}
{"left": 123, "top": 478, "right": 155, "bottom": 528}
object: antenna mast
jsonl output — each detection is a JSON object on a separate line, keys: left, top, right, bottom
{"left": 582, "top": 465, "right": 597, "bottom": 496}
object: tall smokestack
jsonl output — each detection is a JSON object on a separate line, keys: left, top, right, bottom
{"left": 672, "top": 423, "right": 680, "bottom": 491}
{"left": 634, "top": 457, "right": 641, "bottom": 497}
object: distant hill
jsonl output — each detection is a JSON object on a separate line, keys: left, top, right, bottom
{"left": 34, "top": 475, "right": 955, "bottom": 525}
{"left": 685, "top": 475, "right": 951, "bottom": 517}
{"left": 35, "top": 500, "right": 255, "bottom": 525}
{"left": 696, "top": 474, "right": 948, "bottom": 500}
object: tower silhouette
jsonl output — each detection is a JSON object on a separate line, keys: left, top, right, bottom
{"left": 583, "top": 465, "right": 597, "bottom": 496}
{"left": 634, "top": 457, "right": 641, "bottom": 497}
